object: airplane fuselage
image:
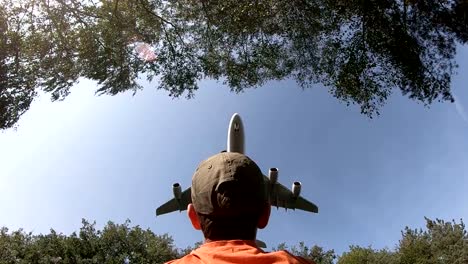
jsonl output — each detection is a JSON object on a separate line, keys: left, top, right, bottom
{"left": 227, "top": 113, "right": 245, "bottom": 154}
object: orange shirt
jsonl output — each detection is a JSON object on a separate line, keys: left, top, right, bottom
{"left": 166, "top": 240, "right": 315, "bottom": 264}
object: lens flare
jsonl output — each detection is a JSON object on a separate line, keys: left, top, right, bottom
{"left": 134, "top": 42, "right": 157, "bottom": 62}
{"left": 453, "top": 95, "right": 468, "bottom": 123}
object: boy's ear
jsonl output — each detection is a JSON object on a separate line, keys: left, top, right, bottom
{"left": 257, "top": 204, "right": 271, "bottom": 229}
{"left": 187, "top": 204, "right": 201, "bottom": 230}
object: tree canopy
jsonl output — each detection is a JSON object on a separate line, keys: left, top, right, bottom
{"left": 1, "top": 0, "right": 467, "bottom": 129}
{"left": 335, "top": 218, "right": 468, "bottom": 264}
{"left": 0, "top": 219, "right": 180, "bottom": 263}
{"left": 1, "top": 217, "right": 467, "bottom": 263}
{"left": 273, "top": 242, "right": 337, "bottom": 264}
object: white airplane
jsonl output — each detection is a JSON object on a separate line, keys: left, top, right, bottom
{"left": 156, "top": 113, "right": 319, "bottom": 217}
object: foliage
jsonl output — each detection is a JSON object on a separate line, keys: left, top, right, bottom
{"left": 1, "top": 217, "right": 468, "bottom": 263}
{"left": 398, "top": 217, "right": 468, "bottom": 264}
{"left": 337, "top": 246, "right": 399, "bottom": 264}
{"left": 273, "top": 242, "right": 336, "bottom": 264}
{"left": 0, "top": 219, "right": 179, "bottom": 264}
{"left": 0, "top": 0, "right": 467, "bottom": 129}
{"left": 178, "top": 241, "right": 203, "bottom": 256}
{"left": 280, "top": 217, "right": 468, "bottom": 264}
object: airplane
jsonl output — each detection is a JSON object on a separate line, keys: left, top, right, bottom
{"left": 156, "top": 113, "right": 319, "bottom": 217}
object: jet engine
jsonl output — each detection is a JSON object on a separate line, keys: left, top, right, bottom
{"left": 292, "top": 182, "right": 301, "bottom": 198}
{"left": 269, "top": 168, "right": 278, "bottom": 184}
{"left": 173, "top": 183, "right": 182, "bottom": 199}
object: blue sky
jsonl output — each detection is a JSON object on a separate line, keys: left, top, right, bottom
{"left": 1, "top": 46, "right": 467, "bottom": 256}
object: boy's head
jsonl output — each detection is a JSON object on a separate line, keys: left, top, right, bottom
{"left": 187, "top": 152, "right": 271, "bottom": 240}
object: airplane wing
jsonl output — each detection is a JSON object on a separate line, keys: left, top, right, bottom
{"left": 156, "top": 187, "right": 192, "bottom": 216}
{"left": 268, "top": 179, "right": 319, "bottom": 213}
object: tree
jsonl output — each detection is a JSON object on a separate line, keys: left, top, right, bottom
{"left": 338, "top": 246, "right": 398, "bottom": 264}
{"left": 399, "top": 217, "right": 468, "bottom": 264}
{"left": 273, "top": 242, "right": 336, "bottom": 264}
{"left": 0, "top": 0, "right": 467, "bottom": 129}
{"left": 0, "top": 227, "right": 34, "bottom": 263}
{"left": 337, "top": 217, "right": 468, "bottom": 264}
{"left": 1, "top": 217, "right": 468, "bottom": 263}
{"left": 178, "top": 240, "right": 203, "bottom": 257}
{"left": 0, "top": 219, "right": 180, "bottom": 263}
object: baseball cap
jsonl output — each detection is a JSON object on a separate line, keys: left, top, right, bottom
{"left": 191, "top": 152, "right": 267, "bottom": 216}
